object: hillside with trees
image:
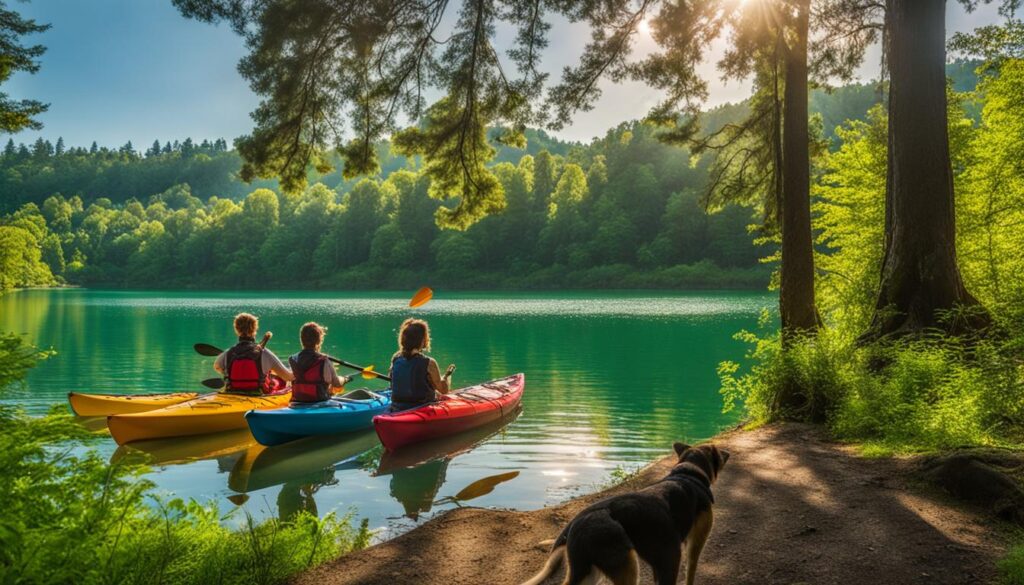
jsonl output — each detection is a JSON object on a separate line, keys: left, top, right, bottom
{"left": 0, "top": 65, "right": 978, "bottom": 291}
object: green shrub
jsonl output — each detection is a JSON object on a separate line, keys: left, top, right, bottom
{"left": 720, "top": 326, "right": 1024, "bottom": 454}
{"left": 1000, "top": 540, "right": 1024, "bottom": 585}
{"left": 720, "top": 318, "right": 850, "bottom": 424}
{"left": 0, "top": 333, "right": 370, "bottom": 584}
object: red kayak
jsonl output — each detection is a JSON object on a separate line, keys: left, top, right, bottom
{"left": 373, "top": 374, "right": 524, "bottom": 451}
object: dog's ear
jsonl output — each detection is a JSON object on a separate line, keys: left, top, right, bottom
{"left": 673, "top": 442, "right": 690, "bottom": 457}
{"left": 718, "top": 448, "right": 730, "bottom": 466}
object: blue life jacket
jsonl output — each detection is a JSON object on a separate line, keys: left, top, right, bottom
{"left": 390, "top": 353, "right": 435, "bottom": 406}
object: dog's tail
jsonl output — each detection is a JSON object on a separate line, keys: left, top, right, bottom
{"left": 518, "top": 544, "right": 565, "bottom": 585}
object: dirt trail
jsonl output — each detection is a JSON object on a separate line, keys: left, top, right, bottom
{"left": 293, "top": 424, "right": 1004, "bottom": 585}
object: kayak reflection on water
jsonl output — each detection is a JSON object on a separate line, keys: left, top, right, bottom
{"left": 110, "top": 428, "right": 258, "bottom": 468}
{"left": 374, "top": 409, "right": 521, "bottom": 519}
{"left": 228, "top": 430, "right": 378, "bottom": 494}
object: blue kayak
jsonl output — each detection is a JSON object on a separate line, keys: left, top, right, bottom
{"left": 245, "top": 389, "right": 392, "bottom": 446}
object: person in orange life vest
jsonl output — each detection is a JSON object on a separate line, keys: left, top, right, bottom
{"left": 388, "top": 318, "right": 454, "bottom": 412}
{"left": 289, "top": 322, "right": 353, "bottom": 403}
{"left": 214, "top": 313, "right": 294, "bottom": 394}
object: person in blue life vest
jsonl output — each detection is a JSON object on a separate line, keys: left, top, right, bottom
{"left": 388, "top": 318, "right": 455, "bottom": 412}
{"left": 214, "top": 313, "right": 293, "bottom": 394}
{"left": 288, "top": 322, "right": 353, "bottom": 403}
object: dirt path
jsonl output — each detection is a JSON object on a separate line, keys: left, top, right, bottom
{"left": 293, "top": 424, "right": 1004, "bottom": 585}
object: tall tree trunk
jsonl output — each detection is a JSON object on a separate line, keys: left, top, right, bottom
{"left": 863, "top": 0, "right": 990, "bottom": 341}
{"left": 779, "top": 0, "right": 819, "bottom": 341}
{"left": 774, "top": 0, "right": 822, "bottom": 418}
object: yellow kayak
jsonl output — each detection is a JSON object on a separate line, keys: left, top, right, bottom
{"left": 107, "top": 391, "right": 292, "bottom": 445}
{"left": 110, "top": 428, "right": 259, "bottom": 467}
{"left": 68, "top": 391, "right": 201, "bottom": 417}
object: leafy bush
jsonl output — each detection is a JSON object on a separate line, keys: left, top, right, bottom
{"left": 0, "top": 333, "right": 370, "bottom": 584}
{"left": 720, "top": 327, "right": 1024, "bottom": 454}
{"left": 1000, "top": 539, "right": 1024, "bottom": 585}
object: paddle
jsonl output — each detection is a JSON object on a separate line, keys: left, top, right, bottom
{"left": 433, "top": 471, "right": 520, "bottom": 506}
{"left": 199, "top": 333, "right": 272, "bottom": 389}
{"left": 194, "top": 331, "right": 271, "bottom": 358}
{"left": 195, "top": 342, "right": 391, "bottom": 383}
{"left": 409, "top": 286, "right": 433, "bottom": 308}
{"left": 327, "top": 357, "right": 391, "bottom": 382}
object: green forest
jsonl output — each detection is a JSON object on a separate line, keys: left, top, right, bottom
{"left": 3, "top": 0, "right": 1024, "bottom": 582}
{"left": 0, "top": 70, "right": 970, "bottom": 291}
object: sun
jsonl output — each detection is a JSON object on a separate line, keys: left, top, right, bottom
{"left": 638, "top": 18, "right": 652, "bottom": 35}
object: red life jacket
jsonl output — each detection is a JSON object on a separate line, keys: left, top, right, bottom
{"left": 224, "top": 338, "right": 266, "bottom": 394}
{"left": 289, "top": 350, "right": 329, "bottom": 403}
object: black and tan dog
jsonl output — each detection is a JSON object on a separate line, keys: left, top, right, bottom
{"left": 519, "top": 442, "right": 729, "bottom": 585}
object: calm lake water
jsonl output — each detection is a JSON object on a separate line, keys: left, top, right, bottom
{"left": 0, "top": 289, "right": 772, "bottom": 538}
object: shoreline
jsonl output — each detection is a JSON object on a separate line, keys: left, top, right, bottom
{"left": 13, "top": 285, "right": 774, "bottom": 294}
{"left": 293, "top": 423, "right": 1005, "bottom": 585}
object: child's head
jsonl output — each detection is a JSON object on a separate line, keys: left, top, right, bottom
{"left": 300, "top": 322, "right": 326, "bottom": 350}
{"left": 234, "top": 313, "right": 259, "bottom": 338}
{"left": 398, "top": 318, "right": 430, "bottom": 356}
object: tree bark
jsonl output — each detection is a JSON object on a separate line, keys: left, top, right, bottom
{"left": 779, "top": 0, "right": 820, "bottom": 341}
{"left": 863, "top": 0, "right": 990, "bottom": 341}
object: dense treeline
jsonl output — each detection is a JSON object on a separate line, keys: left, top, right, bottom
{"left": 0, "top": 68, "right": 978, "bottom": 292}
{"left": 0, "top": 128, "right": 576, "bottom": 214}
{"left": 0, "top": 137, "right": 269, "bottom": 210}
{"left": 0, "top": 122, "right": 769, "bottom": 290}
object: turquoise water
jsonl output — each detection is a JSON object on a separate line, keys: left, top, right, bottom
{"left": 0, "top": 289, "right": 772, "bottom": 538}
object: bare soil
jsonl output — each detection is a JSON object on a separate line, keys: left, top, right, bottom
{"left": 293, "top": 424, "right": 1006, "bottom": 585}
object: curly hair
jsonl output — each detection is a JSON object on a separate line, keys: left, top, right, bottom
{"left": 233, "top": 313, "right": 258, "bottom": 338}
{"left": 398, "top": 318, "right": 431, "bottom": 357}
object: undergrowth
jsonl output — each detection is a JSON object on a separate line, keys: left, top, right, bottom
{"left": 1000, "top": 538, "right": 1024, "bottom": 585}
{"left": 0, "top": 333, "right": 370, "bottom": 584}
{"left": 719, "top": 325, "right": 1024, "bottom": 455}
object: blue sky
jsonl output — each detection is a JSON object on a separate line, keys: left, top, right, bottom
{"left": 4, "top": 0, "right": 1008, "bottom": 149}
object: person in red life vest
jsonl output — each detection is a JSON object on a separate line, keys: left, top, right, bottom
{"left": 214, "top": 313, "right": 294, "bottom": 394}
{"left": 388, "top": 318, "right": 455, "bottom": 412}
{"left": 289, "top": 322, "right": 353, "bottom": 403}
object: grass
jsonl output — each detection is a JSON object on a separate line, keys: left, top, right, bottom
{"left": 0, "top": 405, "right": 371, "bottom": 584}
{"left": 1001, "top": 538, "right": 1024, "bottom": 585}
{"left": 719, "top": 326, "right": 1024, "bottom": 456}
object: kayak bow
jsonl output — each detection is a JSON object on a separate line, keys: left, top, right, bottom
{"left": 107, "top": 390, "right": 292, "bottom": 445}
{"left": 245, "top": 389, "right": 392, "bottom": 446}
{"left": 68, "top": 391, "right": 202, "bottom": 417}
{"left": 373, "top": 374, "right": 524, "bottom": 451}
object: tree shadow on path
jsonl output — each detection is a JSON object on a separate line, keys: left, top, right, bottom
{"left": 292, "top": 424, "right": 1003, "bottom": 585}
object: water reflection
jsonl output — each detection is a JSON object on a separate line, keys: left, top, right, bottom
{"left": 75, "top": 416, "right": 111, "bottom": 434}
{"left": 111, "top": 428, "right": 257, "bottom": 467}
{"left": 375, "top": 410, "right": 521, "bottom": 519}
{"left": 277, "top": 479, "right": 328, "bottom": 521}
{"left": 4, "top": 289, "right": 771, "bottom": 530}
{"left": 229, "top": 431, "right": 379, "bottom": 493}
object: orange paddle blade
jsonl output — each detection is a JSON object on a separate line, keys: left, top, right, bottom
{"left": 361, "top": 365, "right": 377, "bottom": 380}
{"left": 409, "top": 286, "right": 434, "bottom": 308}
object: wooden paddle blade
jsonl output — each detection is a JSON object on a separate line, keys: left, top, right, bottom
{"left": 259, "top": 332, "right": 272, "bottom": 347}
{"left": 451, "top": 471, "right": 520, "bottom": 502}
{"left": 201, "top": 378, "right": 225, "bottom": 389}
{"left": 409, "top": 286, "right": 434, "bottom": 308}
{"left": 361, "top": 365, "right": 377, "bottom": 380}
{"left": 194, "top": 343, "right": 223, "bottom": 357}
